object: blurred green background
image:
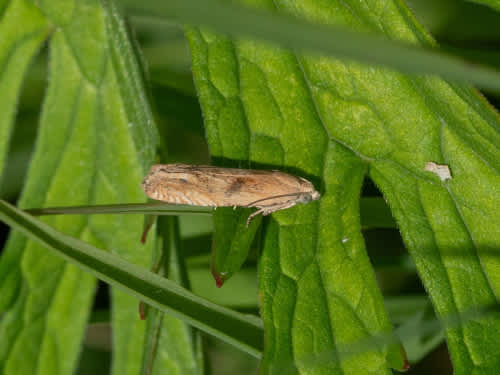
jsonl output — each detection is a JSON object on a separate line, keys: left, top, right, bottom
{"left": 0, "top": 0, "right": 499, "bottom": 373}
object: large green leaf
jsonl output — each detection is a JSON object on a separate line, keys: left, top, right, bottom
{"left": 185, "top": 0, "right": 500, "bottom": 374}
{"left": 186, "top": 27, "right": 403, "bottom": 375}
{"left": 0, "top": 1, "right": 158, "bottom": 374}
{"left": 0, "top": 0, "right": 48, "bottom": 181}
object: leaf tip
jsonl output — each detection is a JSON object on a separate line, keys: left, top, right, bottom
{"left": 139, "top": 301, "right": 147, "bottom": 320}
{"left": 141, "top": 216, "right": 156, "bottom": 244}
{"left": 400, "top": 345, "right": 410, "bottom": 371}
{"left": 403, "top": 359, "right": 411, "bottom": 371}
{"left": 211, "top": 264, "right": 227, "bottom": 288}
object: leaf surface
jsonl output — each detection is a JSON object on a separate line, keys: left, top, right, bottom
{"left": 0, "top": 1, "right": 158, "bottom": 374}
{"left": 0, "top": 0, "right": 48, "bottom": 180}
{"left": 186, "top": 0, "right": 500, "bottom": 374}
{"left": 186, "top": 13, "right": 404, "bottom": 375}
{"left": 211, "top": 207, "right": 261, "bottom": 287}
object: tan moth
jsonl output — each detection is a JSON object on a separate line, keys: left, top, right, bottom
{"left": 141, "top": 164, "right": 320, "bottom": 226}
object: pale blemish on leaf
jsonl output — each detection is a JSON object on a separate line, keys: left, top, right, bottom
{"left": 425, "top": 162, "right": 452, "bottom": 181}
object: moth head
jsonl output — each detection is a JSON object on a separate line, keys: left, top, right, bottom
{"left": 297, "top": 190, "right": 320, "bottom": 204}
{"left": 298, "top": 178, "right": 320, "bottom": 202}
{"left": 311, "top": 190, "right": 320, "bottom": 201}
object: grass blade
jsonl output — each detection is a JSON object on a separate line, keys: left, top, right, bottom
{"left": 25, "top": 203, "right": 213, "bottom": 216}
{"left": 0, "top": 199, "right": 264, "bottom": 358}
{"left": 122, "top": 0, "right": 500, "bottom": 92}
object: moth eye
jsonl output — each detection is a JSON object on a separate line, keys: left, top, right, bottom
{"left": 299, "top": 194, "right": 311, "bottom": 204}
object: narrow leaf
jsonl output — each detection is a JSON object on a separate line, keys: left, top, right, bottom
{"left": 24, "top": 197, "right": 393, "bottom": 228}
{"left": 468, "top": 0, "right": 500, "bottom": 12}
{"left": 25, "top": 203, "right": 213, "bottom": 216}
{"left": 0, "top": 199, "right": 264, "bottom": 358}
{"left": 144, "top": 216, "right": 202, "bottom": 375}
{"left": 122, "top": 0, "right": 500, "bottom": 92}
{"left": 211, "top": 207, "right": 261, "bottom": 287}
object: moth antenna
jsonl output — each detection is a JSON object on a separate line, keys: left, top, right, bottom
{"left": 245, "top": 192, "right": 302, "bottom": 207}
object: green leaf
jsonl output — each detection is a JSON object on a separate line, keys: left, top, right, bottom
{"left": 0, "top": 0, "right": 158, "bottom": 374}
{"left": 385, "top": 296, "right": 444, "bottom": 364}
{"left": 0, "top": 0, "right": 48, "bottom": 180}
{"left": 25, "top": 202, "right": 213, "bottom": 216}
{"left": 468, "top": 0, "right": 500, "bottom": 12}
{"left": 186, "top": 19, "right": 405, "bottom": 375}
{"left": 189, "top": 265, "right": 258, "bottom": 309}
{"left": 24, "top": 197, "right": 393, "bottom": 228}
{"left": 259, "top": 146, "right": 404, "bottom": 374}
{"left": 141, "top": 217, "right": 202, "bottom": 375}
{"left": 131, "top": 16, "right": 196, "bottom": 96}
{"left": 123, "top": 0, "right": 500, "bottom": 92}
{"left": 185, "top": 0, "right": 500, "bottom": 374}
{"left": 0, "top": 199, "right": 264, "bottom": 358}
{"left": 211, "top": 207, "right": 261, "bottom": 287}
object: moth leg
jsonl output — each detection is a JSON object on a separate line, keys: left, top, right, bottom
{"left": 246, "top": 201, "right": 298, "bottom": 228}
{"left": 246, "top": 208, "right": 265, "bottom": 227}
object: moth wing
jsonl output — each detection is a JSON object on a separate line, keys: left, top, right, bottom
{"left": 142, "top": 164, "right": 307, "bottom": 208}
{"left": 214, "top": 172, "right": 305, "bottom": 207}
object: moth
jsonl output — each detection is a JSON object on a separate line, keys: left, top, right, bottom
{"left": 141, "top": 164, "right": 320, "bottom": 226}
